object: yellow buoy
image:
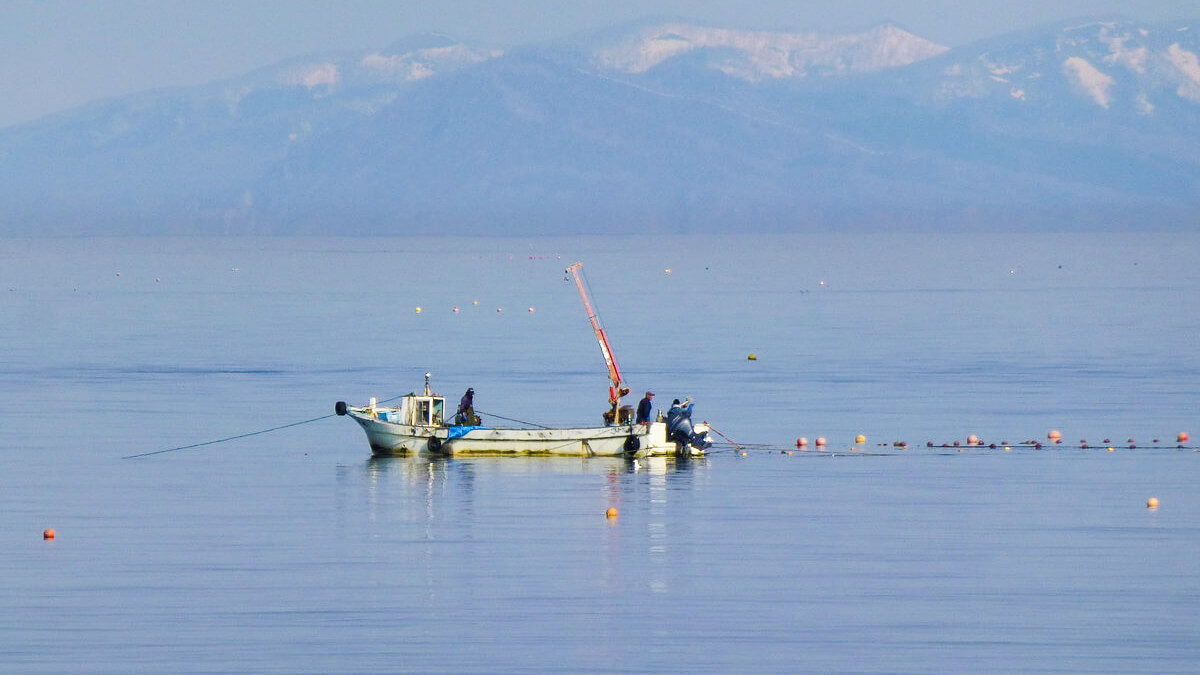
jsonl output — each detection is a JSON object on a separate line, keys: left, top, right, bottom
{"left": 1107, "top": 447, "right": 1115, "bottom": 452}
{"left": 855, "top": 434, "right": 866, "bottom": 444}
{"left": 1146, "top": 497, "right": 1159, "bottom": 509}
{"left": 605, "top": 507, "right": 618, "bottom": 518}
{"left": 414, "top": 307, "right": 422, "bottom": 313}
{"left": 747, "top": 353, "right": 757, "bottom": 361}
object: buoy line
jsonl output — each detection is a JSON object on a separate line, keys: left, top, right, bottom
{"left": 705, "top": 424, "right": 744, "bottom": 451}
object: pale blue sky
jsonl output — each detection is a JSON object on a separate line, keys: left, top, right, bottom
{"left": 0, "top": 0, "right": 1193, "bottom": 128}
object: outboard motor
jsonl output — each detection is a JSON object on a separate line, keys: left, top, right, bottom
{"left": 666, "top": 399, "right": 712, "bottom": 452}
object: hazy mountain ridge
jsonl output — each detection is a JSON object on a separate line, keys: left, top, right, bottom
{"left": 911, "top": 19, "right": 1200, "bottom": 113}
{"left": 0, "top": 18, "right": 1196, "bottom": 234}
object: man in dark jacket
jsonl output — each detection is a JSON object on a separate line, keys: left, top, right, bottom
{"left": 636, "top": 391, "right": 654, "bottom": 424}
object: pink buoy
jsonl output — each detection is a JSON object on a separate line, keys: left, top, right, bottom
{"left": 796, "top": 437, "right": 808, "bottom": 448}
{"left": 815, "top": 437, "right": 827, "bottom": 447}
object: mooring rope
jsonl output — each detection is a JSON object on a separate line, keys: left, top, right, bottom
{"left": 122, "top": 393, "right": 409, "bottom": 459}
{"left": 122, "top": 414, "right": 336, "bottom": 459}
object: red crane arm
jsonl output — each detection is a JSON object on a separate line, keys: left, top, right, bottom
{"left": 566, "top": 263, "right": 624, "bottom": 403}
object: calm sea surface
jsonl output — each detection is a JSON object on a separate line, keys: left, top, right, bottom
{"left": 2, "top": 234, "right": 1198, "bottom": 673}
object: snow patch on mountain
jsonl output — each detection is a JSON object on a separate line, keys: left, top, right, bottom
{"left": 360, "top": 44, "right": 500, "bottom": 82}
{"left": 918, "top": 20, "right": 1200, "bottom": 113}
{"left": 1167, "top": 43, "right": 1200, "bottom": 101}
{"left": 1136, "top": 92, "right": 1155, "bottom": 114}
{"left": 1063, "top": 57, "right": 1114, "bottom": 108}
{"left": 590, "top": 23, "right": 948, "bottom": 80}
{"left": 297, "top": 64, "right": 339, "bottom": 89}
{"left": 1101, "top": 32, "right": 1149, "bottom": 73}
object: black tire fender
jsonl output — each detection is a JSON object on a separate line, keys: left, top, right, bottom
{"left": 624, "top": 435, "right": 641, "bottom": 454}
{"left": 428, "top": 436, "right": 443, "bottom": 453}
{"left": 335, "top": 401, "right": 347, "bottom": 416}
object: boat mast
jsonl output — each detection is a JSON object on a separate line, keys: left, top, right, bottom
{"left": 566, "top": 262, "right": 626, "bottom": 421}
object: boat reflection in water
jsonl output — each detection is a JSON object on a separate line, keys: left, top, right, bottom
{"left": 350, "top": 453, "right": 709, "bottom": 597}
{"left": 359, "top": 453, "right": 707, "bottom": 507}
{"left": 353, "top": 454, "right": 706, "bottom": 531}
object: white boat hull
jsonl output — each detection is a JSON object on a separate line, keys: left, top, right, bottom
{"left": 344, "top": 407, "right": 702, "bottom": 457}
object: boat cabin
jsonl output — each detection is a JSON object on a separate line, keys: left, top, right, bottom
{"left": 393, "top": 393, "right": 444, "bottom": 427}
{"left": 373, "top": 373, "right": 445, "bottom": 427}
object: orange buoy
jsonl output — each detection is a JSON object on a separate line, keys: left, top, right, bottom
{"left": 605, "top": 507, "right": 618, "bottom": 519}
{"left": 43, "top": 529, "right": 55, "bottom": 540}
{"left": 1048, "top": 429, "right": 1063, "bottom": 441}
{"left": 1179, "top": 432, "right": 1190, "bottom": 443}
{"left": 528, "top": 307, "right": 535, "bottom": 313}
{"left": 1146, "top": 497, "right": 1159, "bottom": 509}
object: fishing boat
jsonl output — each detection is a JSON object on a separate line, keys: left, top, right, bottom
{"left": 335, "top": 263, "right": 712, "bottom": 458}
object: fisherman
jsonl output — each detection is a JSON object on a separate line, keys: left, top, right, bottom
{"left": 636, "top": 391, "right": 655, "bottom": 425}
{"left": 666, "top": 398, "right": 684, "bottom": 433}
{"left": 455, "top": 387, "right": 477, "bottom": 426}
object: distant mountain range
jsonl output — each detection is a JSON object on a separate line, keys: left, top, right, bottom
{"left": 1, "top": 17, "right": 1197, "bottom": 234}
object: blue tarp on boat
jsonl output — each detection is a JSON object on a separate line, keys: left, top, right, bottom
{"left": 446, "top": 425, "right": 489, "bottom": 440}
